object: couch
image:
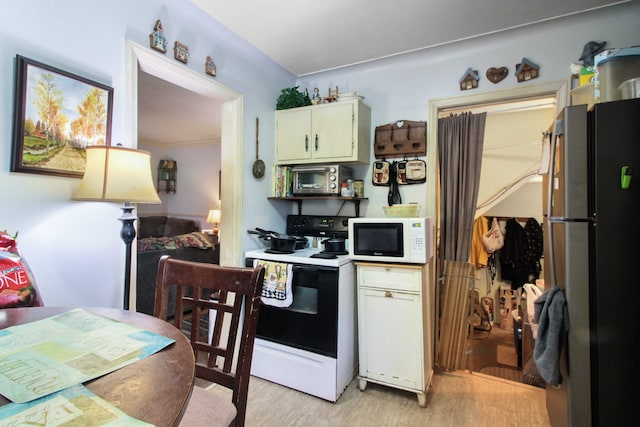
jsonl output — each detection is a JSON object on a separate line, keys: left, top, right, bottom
{"left": 136, "top": 216, "right": 219, "bottom": 315}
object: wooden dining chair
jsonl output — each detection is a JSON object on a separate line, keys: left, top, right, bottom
{"left": 153, "top": 255, "right": 265, "bottom": 427}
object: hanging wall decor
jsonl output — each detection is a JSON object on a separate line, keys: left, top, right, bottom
{"left": 459, "top": 68, "right": 480, "bottom": 91}
{"left": 174, "top": 41, "right": 189, "bottom": 64}
{"left": 205, "top": 56, "right": 217, "bottom": 76}
{"left": 149, "top": 20, "right": 167, "bottom": 53}
{"left": 486, "top": 66, "right": 509, "bottom": 84}
{"left": 374, "top": 120, "right": 426, "bottom": 159}
{"left": 515, "top": 58, "right": 540, "bottom": 82}
{"left": 10, "top": 55, "right": 113, "bottom": 178}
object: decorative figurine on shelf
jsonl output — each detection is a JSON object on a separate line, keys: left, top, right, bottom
{"left": 205, "top": 56, "right": 217, "bottom": 76}
{"left": 311, "top": 87, "right": 321, "bottom": 104}
{"left": 174, "top": 41, "right": 189, "bottom": 64}
{"left": 324, "top": 86, "right": 339, "bottom": 103}
{"left": 149, "top": 20, "right": 167, "bottom": 53}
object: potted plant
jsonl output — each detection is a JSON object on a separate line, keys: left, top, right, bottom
{"left": 276, "top": 86, "right": 312, "bottom": 110}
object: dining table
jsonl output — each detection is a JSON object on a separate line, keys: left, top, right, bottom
{"left": 0, "top": 306, "right": 196, "bottom": 427}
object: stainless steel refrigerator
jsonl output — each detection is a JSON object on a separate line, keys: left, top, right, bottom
{"left": 543, "top": 98, "right": 640, "bottom": 426}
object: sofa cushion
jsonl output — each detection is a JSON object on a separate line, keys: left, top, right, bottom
{"left": 138, "top": 216, "right": 168, "bottom": 238}
{"left": 137, "top": 232, "right": 212, "bottom": 252}
{"left": 164, "top": 217, "right": 200, "bottom": 237}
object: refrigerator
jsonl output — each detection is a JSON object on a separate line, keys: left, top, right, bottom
{"left": 543, "top": 98, "right": 640, "bottom": 427}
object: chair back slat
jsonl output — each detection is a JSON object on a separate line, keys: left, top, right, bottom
{"left": 153, "top": 255, "right": 265, "bottom": 427}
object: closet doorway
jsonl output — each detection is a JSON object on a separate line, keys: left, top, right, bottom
{"left": 429, "top": 81, "right": 564, "bottom": 384}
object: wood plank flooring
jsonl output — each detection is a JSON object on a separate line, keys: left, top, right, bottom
{"left": 199, "top": 369, "right": 550, "bottom": 426}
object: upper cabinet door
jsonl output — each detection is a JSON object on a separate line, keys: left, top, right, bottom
{"left": 275, "top": 100, "right": 371, "bottom": 165}
{"left": 312, "top": 102, "right": 354, "bottom": 160}
{"left": 275, "top": 108, "right": 312, "bottom": 162}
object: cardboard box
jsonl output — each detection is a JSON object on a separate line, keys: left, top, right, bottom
{"left": 579, "top": 66, "right": 594, "bottom": 86}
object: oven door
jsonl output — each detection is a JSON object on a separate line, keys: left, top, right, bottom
{"left": 256, "top": 264, "right": 338, "bottom": 358}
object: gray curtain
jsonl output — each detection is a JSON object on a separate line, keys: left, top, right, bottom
{"left": 437, "top": 112, "right": 487, "bottom": 270}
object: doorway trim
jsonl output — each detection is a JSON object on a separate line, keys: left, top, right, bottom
{"left": 426, "top": 80, "right": 566, "bottom": 368}
{"left": 427, "top": 79, "right": 567, "bottom": 248}
{"left": 125, "top": 40, "right": 244, "bottom": 307}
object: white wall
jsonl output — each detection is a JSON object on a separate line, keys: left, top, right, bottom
{"left": 0, "top": 0, "right": 294, "bottom": 308}
{"left": 298, "top": 2, "right": 640, "bottom": 219}
{"left": 137, "top": 142, "right": 222, "bottom": 229}
{"left": 2, "top": 0, "right": 639, "bottom": 309}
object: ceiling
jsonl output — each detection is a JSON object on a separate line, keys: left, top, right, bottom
{"left": 190, "top": 0, "right": 625, "bottom": 76}
{"left": 139, "top": 0, "right": 626, "bottom": 144}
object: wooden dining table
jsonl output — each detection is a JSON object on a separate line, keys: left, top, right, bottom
{"left": 0, "top": 306, "right": 196, "bottom": 427}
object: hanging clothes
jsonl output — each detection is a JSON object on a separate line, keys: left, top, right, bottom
{"left": 500, "top": 217, "right": 544, "bottom": 289}
{"left": 470, "top": 216, "right": 489, "bottom": 267}
{"left": 500, "top": 218, "right": 530, "bottom": 289}
{"left": 524, "top": 218, "right": 544, "bottom": 280}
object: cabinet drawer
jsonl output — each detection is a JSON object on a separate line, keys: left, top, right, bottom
{"left": 357, "top": 265, "right": 422, "bottom": 293}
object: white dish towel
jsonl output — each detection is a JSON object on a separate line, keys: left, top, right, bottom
{"left": 253, "top": 259, "right": 293, "bottom": 307}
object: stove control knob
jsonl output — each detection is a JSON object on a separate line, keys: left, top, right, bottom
{"left": 329, "top": 183, "right": 336, "bottom": 190}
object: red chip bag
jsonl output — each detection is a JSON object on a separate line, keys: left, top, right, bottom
{"left": 0, "top": 230, "right": 43, "bottom": 307}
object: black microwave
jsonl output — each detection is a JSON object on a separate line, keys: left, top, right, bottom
{"left": 291, "top": 165, "right": 353, "bottom": 196}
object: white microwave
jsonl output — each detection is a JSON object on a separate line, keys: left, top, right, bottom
{"left": 348, "top": 217, "right": 432, "bottom": 264}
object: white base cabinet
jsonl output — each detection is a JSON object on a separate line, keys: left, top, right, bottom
{"left": 355, "top": 262, "right": 432, "bottom": 407}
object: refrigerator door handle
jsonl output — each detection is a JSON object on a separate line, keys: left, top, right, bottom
{"left": 546, "top": 131, "right": 559, "bottom": 288}
{"left": 549, "top": 217, "right": 592, "bottom": 223}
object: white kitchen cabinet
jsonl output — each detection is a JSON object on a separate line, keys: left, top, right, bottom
{"left": 275, "top": 99, "right": 371, "bottom": 164}
{"left": 355, "top": 262, "right": 432, "bottom": 407}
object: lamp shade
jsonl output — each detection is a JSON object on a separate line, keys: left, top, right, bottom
{"left": 206, "top": 209, "right": 221, "bottom": 224}
{"left": 72, "top": 146, "right": 161, "bottom": 204}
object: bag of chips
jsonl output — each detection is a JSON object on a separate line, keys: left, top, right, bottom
{"left": 0, "top": 230, "right": 43, "bottom": 307}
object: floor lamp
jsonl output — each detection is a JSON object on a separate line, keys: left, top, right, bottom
{"left": 72, "top": 145, "right": 160, "bottom": 310}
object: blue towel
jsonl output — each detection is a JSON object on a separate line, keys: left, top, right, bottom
{"left": 533, "top": 285, "right": 569, "bottom": 387}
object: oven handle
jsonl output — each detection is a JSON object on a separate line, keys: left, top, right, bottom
{"left": 245, "top": 259, "right": 339, "bottom": 274}
{"left": 292, "top": 264, "right": 338, "bottom": 273}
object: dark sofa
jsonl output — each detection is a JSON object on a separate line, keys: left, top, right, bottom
{"left": 136, "top": 216, "right": 219, "bottom": 315}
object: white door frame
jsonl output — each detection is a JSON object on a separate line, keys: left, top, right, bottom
{"left": 124, "top": 40, "right": 244, "bottom": 308}
{"left": 426, "top": 80, "right": 566, "bottom": 367}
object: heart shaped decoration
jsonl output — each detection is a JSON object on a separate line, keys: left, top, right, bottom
{"left": 486, "top": 67, "right": 508, "bottom": 84}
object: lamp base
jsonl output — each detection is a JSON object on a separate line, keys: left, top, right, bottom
{"left": 118, "top": 202, "right": 137, "bottom": 310}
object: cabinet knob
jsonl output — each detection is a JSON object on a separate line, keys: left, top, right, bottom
{"left": 385, "top": 291, "right": 392, "bottom": 298}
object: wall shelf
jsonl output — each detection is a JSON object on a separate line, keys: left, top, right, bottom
{"left": 268, "top": 196, "right": 367, "bottom": 216}
{"left": 157, "top": 159, "right": 177, "bottom": 193}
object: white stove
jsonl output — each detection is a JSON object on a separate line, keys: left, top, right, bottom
{"left": 245, "top": 215, "right": 356, "bottom": 402}
{"left": 244, "top": 247, "right": 351, "bottom": 267}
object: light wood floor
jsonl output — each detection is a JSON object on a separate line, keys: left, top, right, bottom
{"left": 201, "top": 369, "right": 550, "bottom": 426}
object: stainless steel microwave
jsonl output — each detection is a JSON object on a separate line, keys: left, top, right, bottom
{"left": 348, "top": 217, "right": 433, "bottom": 264}
{"left": 291, "top": 165, "right": 353, "bottom": 196}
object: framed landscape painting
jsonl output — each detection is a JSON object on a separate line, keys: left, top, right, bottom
{"left": 11, "top": 55, "right": 113, "bottom": 178}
